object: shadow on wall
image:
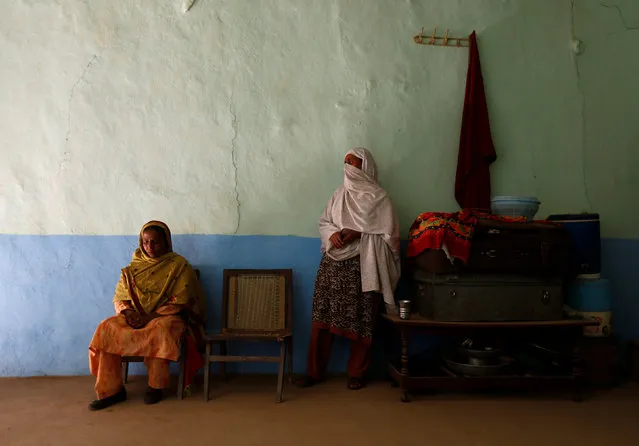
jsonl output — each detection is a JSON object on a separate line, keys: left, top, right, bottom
{"left": 169, "top": 234, "right": 323, "bottom": 376}
{"left": 140, "top": 238, "right": 417, "bottom": 379}
{"left": 170, "top": 238, "right": 417, "bottom": 380}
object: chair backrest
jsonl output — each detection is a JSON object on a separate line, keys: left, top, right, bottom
{"left": 221, "top": 269, "right": 293, "bottom": 335}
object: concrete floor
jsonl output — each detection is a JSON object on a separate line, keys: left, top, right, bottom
{"left": 1, "top": 376, "right": 638, "bottom": 446}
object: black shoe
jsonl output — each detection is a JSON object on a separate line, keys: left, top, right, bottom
{"left": 88, "top": 387, "right": 127, "bottom": 411}
{"left": 144, "top": 387, "right": 164, "bottom": 405}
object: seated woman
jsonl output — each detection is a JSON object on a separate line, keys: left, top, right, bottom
{"left": 88, "top": 220, "right": 206, "bottom": 410}
{"left": 297, "top": 147, "right": 401, "bottom": 390}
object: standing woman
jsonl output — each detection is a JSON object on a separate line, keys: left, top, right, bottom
{"left": 297, "top": 147, "right": 401, "bottom": 390}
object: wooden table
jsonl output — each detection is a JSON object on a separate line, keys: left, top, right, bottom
{"left": 382, "top": 313, "right": 599, "bottom": 402}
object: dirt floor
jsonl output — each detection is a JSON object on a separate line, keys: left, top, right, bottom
{"left": 1, "top": 375, "right": 638, "bottom": 446}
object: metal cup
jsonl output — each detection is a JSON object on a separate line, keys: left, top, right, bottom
{"left": 398, "top": 300, "right": 411, "bottom": 320}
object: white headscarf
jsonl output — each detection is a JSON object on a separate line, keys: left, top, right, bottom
{"left": 318, "top": 147, "right": 401, "bottom": 308}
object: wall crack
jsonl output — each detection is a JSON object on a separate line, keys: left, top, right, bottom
{"left": 61, "top": 54, "right": 99, "bottom": 172}
{"left": 229, "top": 90, "right": 241, "bottom": 234}
{"left": 600, "top": 2, "right": 639, "bottom": 31}
{"left": 569, "top": 0, "right": 592, "bottom": 211}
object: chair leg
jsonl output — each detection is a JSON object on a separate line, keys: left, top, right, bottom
{"left": 287, "top": 337, "right": 293, "bottom": 383}
{"left": 177, "top": 347, "right": 186, "bottom": 400}
{"left": 276, "top": 342, "right": 286, "bottom": 403}
{"left": 121, "top": 361, "right": 129, "bottom": 385}
{"left": 204, "top": 342, "right": 211, "bottom": 402}
{"left": 220, "top": 341, "right": 228, "bottom": 381}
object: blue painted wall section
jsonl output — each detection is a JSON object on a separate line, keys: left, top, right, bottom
{"left": 601, "top": 239, "right": 639, "bottom": 341}
{"left": 0, "top": 235, "right": 637, "bottom": 377}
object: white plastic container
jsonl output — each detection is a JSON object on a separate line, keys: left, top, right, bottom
{"left": 580, "top": 311, "right": 612, "bottom": 338}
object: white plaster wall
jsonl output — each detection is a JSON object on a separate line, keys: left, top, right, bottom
{"left": 2, "top": 0, "right": 632, "bottom": 238}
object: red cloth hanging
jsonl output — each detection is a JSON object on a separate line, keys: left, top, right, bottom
{"left": 455, "top": 31, "right": 496, "bottom": 211}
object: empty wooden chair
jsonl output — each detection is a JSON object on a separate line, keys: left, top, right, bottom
{"left": 203, "top": 269, "right": 293, "bottom": 403}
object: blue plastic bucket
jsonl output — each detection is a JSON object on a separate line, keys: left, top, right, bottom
{"left": 547, "top": 213, "right": 600, "bottom": 278}
{"left": 567, "top": 279, "right": 611, "bottom": 312}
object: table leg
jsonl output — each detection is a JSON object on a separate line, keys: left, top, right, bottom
{"left": 570, "top": 332, "right": 586, "bottom": 403}
{"left": 571, "top": 359, "right": 585, "bottom": 403}
{"left": 400, "top": 327, "right": 411, "bottom": 403}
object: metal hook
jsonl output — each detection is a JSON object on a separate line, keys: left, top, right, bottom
{"left": 429, "top": 27, "right": 437, "bottom": 45}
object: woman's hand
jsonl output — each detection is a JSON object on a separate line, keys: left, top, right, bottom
{"left": 123, "top": 310, "right": 157, "bottom": 329}
{"left": 341, "top": 228, "right": 361, "bottom": 244}
{"left": 329, "top": 231, "right": 345, "bottom": 249}
{"left": 123, "top": 310, "right": 142, "bottom": 328}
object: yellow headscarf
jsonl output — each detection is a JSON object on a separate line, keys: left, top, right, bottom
{"left": 113, "top": 221, "right": 206, "bottom": 319}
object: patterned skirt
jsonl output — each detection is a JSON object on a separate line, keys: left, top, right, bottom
{"left": 311, "top": 255, "right": 376, "bottom": 344}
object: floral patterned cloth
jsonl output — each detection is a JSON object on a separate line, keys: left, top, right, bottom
{"left": 407, "top": 209, "right": 526, "bottom": 263}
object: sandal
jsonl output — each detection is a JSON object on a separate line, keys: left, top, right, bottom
{"left": 294, "top": 375, "right": 322, "bottom": 388}
{"left": 347, "top": 377, "right": 364, "bottom": 390}
{"left": 88, "top": 387, "right": 127, "bottom": 411}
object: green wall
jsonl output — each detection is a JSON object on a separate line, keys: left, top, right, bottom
{"left": 2, "top": 0, "right": 636, "bottom": 238}
{"left": 215, "top": 0, "right": 638, "bottom": 238}
{"left": 574, "top": 0, "right": 639, "bottom": 239}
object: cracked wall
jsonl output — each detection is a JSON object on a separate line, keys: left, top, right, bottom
{"left": 0, "top": 0, "right": 636, "bottom": 239}
{"left": 3, "top": 0, "right": 639, "bottom": 376}
{"left": 572, "top": 0, "right": 639, "bottom": 238}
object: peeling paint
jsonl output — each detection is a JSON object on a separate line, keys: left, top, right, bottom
{"left": 183, "top": 0, "right": 196, "bottom": 14}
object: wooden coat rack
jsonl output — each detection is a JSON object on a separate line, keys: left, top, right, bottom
{"left": 413, "top": 28, "right": 469, "bottom": 48}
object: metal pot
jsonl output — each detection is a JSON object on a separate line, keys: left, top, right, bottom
{"left": 444, "top": 356, "right": 512, "bottom": 377}
{"left": 458, "top": 345, "right": 504, "bottom": 366}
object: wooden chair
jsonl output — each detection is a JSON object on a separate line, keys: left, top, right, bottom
{"left": 203, "top": 269, "right": 293, "bottom": 403}
{"left": 120, "top": 269, "right": 201, "bottom": 400}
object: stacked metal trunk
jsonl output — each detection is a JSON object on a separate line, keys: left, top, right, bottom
{"left": 411, "top": 219, "right": 572, "bottom": 322}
